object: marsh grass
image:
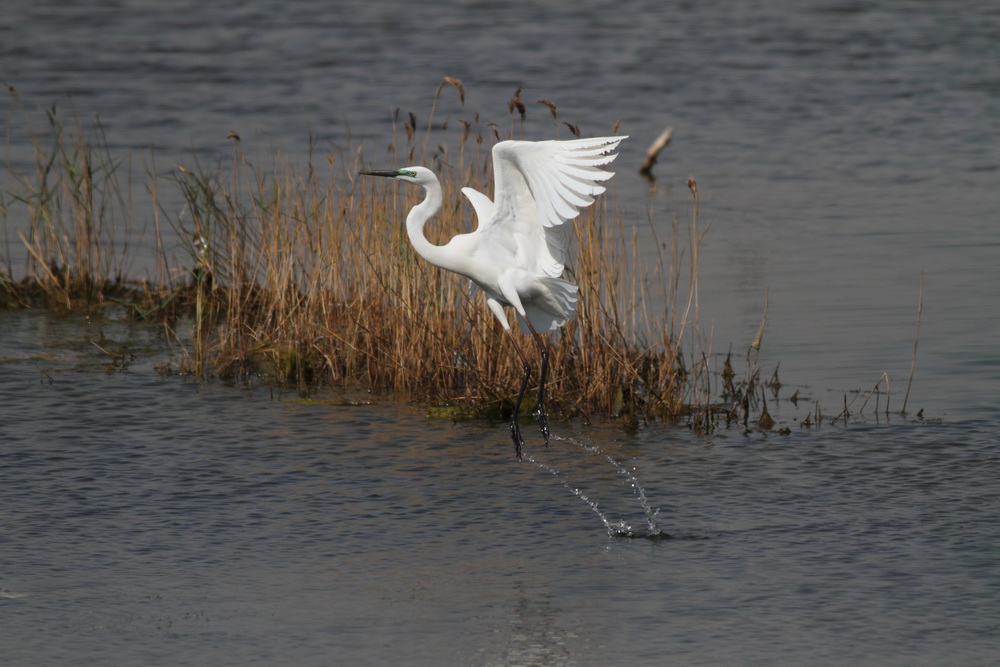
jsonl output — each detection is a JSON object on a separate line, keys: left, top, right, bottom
{"left": 3, "top": 84, "right": 750, "bottom": 425}
{"left": 2, "top": 98, "right": 172, "bottom": 314}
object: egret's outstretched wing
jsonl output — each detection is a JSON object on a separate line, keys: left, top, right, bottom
{"left": 460, "top": 186, "right": 494, "bottom": 228}
{"left": 483, "top": 136, "right": 625, "bottom": 278}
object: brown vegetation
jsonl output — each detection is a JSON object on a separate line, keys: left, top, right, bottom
{"left": 2, "top": 83, "right": 764, "bottom": 428}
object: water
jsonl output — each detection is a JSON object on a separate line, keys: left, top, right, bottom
{"left": 2, "top": 1, "right": 1000, "bottom": 664}
{"left": 2, "top": 312, "right": 998, "bottom": 665}
{"left": 529, "top": 436, "right": 666, "bottom": 539}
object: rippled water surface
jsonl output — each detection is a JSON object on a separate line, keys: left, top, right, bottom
{"left": 3, "top": 0, "right": 1000, "bottom": 664}
{"left": 1, "top": 313, "right": 999, "bottom": 665}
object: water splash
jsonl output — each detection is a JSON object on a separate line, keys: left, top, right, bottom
{"left": 525, "top": 436, "right": 669, "bottom": 540}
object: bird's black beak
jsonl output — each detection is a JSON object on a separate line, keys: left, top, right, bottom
{"left": 359, "top": 169, "right": 399, "bottom": 178}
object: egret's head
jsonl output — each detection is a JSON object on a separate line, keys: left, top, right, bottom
{"left": 359, "top": 166, "right": 436, "bottom": 187}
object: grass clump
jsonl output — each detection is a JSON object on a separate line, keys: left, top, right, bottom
{"left": 2, "top": 82, "right": 739, "bottom": 426}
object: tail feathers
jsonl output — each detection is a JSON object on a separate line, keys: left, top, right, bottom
{"left": 519, "top": 277, "right": 579, "bottom": 334}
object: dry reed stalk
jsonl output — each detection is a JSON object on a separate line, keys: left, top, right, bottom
{"left": 901, "top": 272, "right": 923, "bottom": 414}
{"left": 859, "top": 372, "right": 891, "bottom": 415}
{"left": 639, "top": 127, "right": 674, "bottom": 179}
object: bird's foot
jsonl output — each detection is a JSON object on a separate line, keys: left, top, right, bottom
{"left": 534, "top": 405, "right": 550, "bottom": 447}
{"left": 510, "top": 420, "right": 524, "bottom": 460}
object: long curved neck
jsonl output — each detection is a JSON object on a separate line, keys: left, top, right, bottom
{"left": 405, "top": 177, "right": 454, "bottom": 271}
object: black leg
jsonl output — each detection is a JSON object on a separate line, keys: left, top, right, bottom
{"left": 525, "top": 323, "right": 550, "bottom": 446}
{"left": 510, "top": 360, "right": 531, "bottom": 460}
{"left": 506, "top": 330, "right": 532, "bottom": 460}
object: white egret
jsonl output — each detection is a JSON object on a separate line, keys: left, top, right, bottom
{"left": 361, "top": 135, "right": 626, "bottom": 459}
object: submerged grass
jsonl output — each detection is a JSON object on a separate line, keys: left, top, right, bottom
{"left": 2, "top": 83, "right": 761, "bottom": 427}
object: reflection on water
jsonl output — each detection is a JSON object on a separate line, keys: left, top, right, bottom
{"left": 1, "top": 312, "right": 999, "bottom": 665}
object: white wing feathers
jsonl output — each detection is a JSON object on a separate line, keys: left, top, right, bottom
{"left": 460, "top": 186, "right": 494, "bottom": 226}
{"left": 469, "top": 136, "right": 625, "bottom": 279}
{"left": 497, "top": 136, "right": 624, "bottom": 228}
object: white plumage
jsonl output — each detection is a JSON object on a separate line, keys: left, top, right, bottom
{"left": 361, "top": 134, "right": 625, "bottom": 458}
